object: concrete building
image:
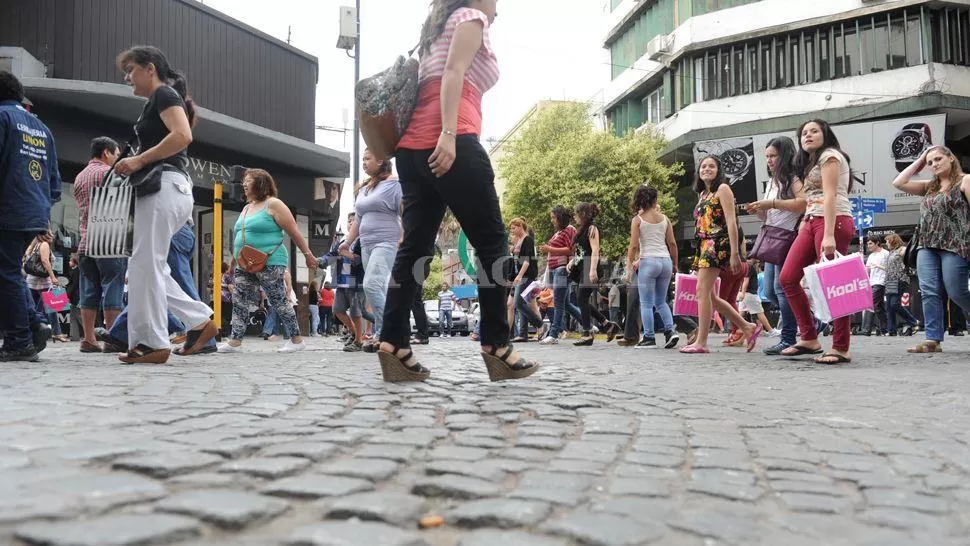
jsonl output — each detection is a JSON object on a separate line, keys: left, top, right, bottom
{"left": 1, "top": 0, "right": 349, "bottom": 320}
{"left": 602, "top": 0, "right": 970, "bottom": 243}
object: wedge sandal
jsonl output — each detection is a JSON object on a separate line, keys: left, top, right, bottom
{"left": 119, "top": 344, "right": 171, "bottom": 365}
{"left": 377, "top": 345, "right": 430, "bottom": 382}
{"left": 481, "top": 345, "right": 539, "bottom": 382}
{"left": 176, "top": 320, "right": 219, "bottom": 356}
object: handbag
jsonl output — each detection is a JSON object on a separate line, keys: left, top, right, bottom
{"left": 236, "top": 206, "right": 284, "bottom": 273}
{"left": 884, "top": 280, "right": 900, "bottom": 295}
{"left": 903, "top": 226, "right": 920, "bottom": 270}
{"left": 23, "top": 245, "right": 48, "bottom": 277}
{"left": 355, "top": 44, "right": 420, "bottom": 160}
{"left": 749, "top": 216, "right": 802, "bottom": 265}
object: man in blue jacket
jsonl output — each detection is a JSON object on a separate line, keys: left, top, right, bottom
{"left": 0, "top": 71, "right": 62, "bottom": 362}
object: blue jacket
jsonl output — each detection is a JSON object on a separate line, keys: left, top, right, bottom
{"left": 0, "top": 100, "right": 62, "bottom": 231}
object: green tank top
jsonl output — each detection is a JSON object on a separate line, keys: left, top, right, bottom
{"left": 233, "top": 205, "right": 288, "bottom": 267}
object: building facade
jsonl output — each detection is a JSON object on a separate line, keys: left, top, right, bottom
{"left": 602, "top": 0, "right": 970, "bottom": 244}
{"left": 1, "top": 0, "right": 349, "bottom": 322}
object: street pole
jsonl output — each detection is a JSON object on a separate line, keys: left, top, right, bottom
{"left": 213, "top": 181, "right": 223, "bottom": 332}
{"left": 352, "top": 0, "right": 361, "bottom": 188}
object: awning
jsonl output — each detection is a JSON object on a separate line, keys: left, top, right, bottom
{"left": 21, "top": 77, "right": 349, "bottom": 180}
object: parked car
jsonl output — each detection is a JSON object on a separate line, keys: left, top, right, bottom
{"left": 411, "top": 299, "right": 470, "bottom": 336}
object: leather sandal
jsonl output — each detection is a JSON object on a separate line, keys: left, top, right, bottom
{"left": 176, "top": 320, "right": 218, "bottom": 356}
{"left": 481, "top": 344, "right": 539, "bottom": 382}
{"left": 907, "top": 340, "right": 942, "bottom": 353}
{"left": 377, "top": 344, "right": 431, "bottom": 382}
{"left": 119, "top": 344, "right": 171, "bottom": 364}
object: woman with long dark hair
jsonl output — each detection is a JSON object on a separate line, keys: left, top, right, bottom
{"left": 680, "top": 156, "right": 761, "bottom": 354}
{"left": 745, "top": 136, "right": 807, "bottom": 354}
{"left": 375, "top": 0, "right": 538, "bottom": 382}
{"left": 539, "top": 205, "right": 583, "bottom": 344}
{"left": 112, "top": 46, "right": 223, "bottom": 363}
{"left": 892, "top": 145, "right": 970, "bottom": 353}
{"left": 508, "top": 217, "right": 543, "bottom": 342}
{"left": 569, "top": 203, "right": 620, "bottom": 346}
{"left": 779, "top": 119, "right": 856, "bottom": 363}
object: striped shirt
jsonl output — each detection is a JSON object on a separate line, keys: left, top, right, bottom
{"left": 73, "top": 158, "right": 112, "bottom": 255}
{"left": 417, "top": 8, "right": 499, "bottom": 94}
{"left": 546, "top": 226, "right": 577, "bottom": 270}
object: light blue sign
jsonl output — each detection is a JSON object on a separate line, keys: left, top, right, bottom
{"left": 854, "top": 210, "right": 874, "bottom": 231}
{"left": 451, "top": 285, "right": 478, "bottom": 300}
{"left": 860, "top": 197, "right": 887, "bottom": 213}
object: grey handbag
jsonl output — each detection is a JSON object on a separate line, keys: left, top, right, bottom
{"left": 355, "top": 45, "right": 420, "bottom": 160}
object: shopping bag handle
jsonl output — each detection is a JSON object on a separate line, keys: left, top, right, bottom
{"left": 818, "top": 250, "right": 844, "bottom": 263}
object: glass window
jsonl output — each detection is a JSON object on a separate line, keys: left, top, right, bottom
{"left": 889, "top": 13, "right": 907, "bottom": 68}
{"left": 695, "top": 56, "right": 706, "bottom": 102}
{"left": 860, "top": 19, "right": 875, "bottom": 74}
{"left": 733, "top": 46, "right": 745, "bottom": 95}
{"left": 645, "top": 87, "right": 664, "bottom": 124}
{"left": 719, "top": 49, "right": 730, "bottom": 98}
{"left": 774, "top": 37, "right": 787, "bottom": 87}
{"left": 705, "top": 53, "right": 718, "bottom": 100}
{"left": 818, "top": 29, "right": 831, "bottom": 80}
{"left": 759, "top": 40, "right": 771, "bottom": 90}
{"left": 789, "top": 35, "right": 800, "bottom": 86}
{"left": 803, "top": 33, "right": 816, "bottom": 83}
{"left": 958, "top": 10, "right": 970, "bottom": 66}
{"left": 905, "top": 11, "right": 922, "bottom": 65}
{"left": 840, "top": 24, "right": 858, "bottom": 76}
{"left": 746, "top": 43, "right": 760, "bottom": 92}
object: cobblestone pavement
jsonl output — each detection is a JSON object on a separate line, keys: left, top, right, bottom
{"left": 2, "top": 333, "right": 970, "bottom": 546}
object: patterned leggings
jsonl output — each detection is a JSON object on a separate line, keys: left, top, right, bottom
{"left": 230, "top": 265, "right": 300, "bottom": 341}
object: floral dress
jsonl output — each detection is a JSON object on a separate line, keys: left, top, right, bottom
{"left": 692, "top": 192, "right": 731, "bottom": 270}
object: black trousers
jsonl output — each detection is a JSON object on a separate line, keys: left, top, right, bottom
{"left": 382, "top": 136, "right": 510, "bottom": 347}
{"left": 412, "top": 288, "right": 429, "bottom": 339}
{"left": 862, "top": 284, "right": 888, "bottom": 333}
{"left": 577, "top": 281, "right": 608, "bottom": 333}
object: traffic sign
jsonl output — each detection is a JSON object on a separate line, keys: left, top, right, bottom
{"left": 860, "top": 198, "right": 887, "bottom": 213}
{"left": 854, "top": 210, "right": 874, "bottom": 231}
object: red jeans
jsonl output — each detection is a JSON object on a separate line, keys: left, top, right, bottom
{"left": 780, "top": 215, "right": 856, "bottom": 352}
{"left": 718, "top": 261, "right": 748, "bottom": 330}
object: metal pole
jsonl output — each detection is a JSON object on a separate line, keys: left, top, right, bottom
{"left": 213, "top": 182, "right": 223, "bottom": 331}
{"left": 352, "top": 0, "right": 361, "bottom": 188}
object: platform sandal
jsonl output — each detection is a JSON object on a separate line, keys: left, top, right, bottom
{"left": 119, "top": 344, "right": 171, "bottom": 365}
{"left": 175, "top": 320, "right": 219, "bottom": 356}
{"left": 377, "top": 344, "right": 431, "bottom": 382}
{"left": 481, "top": 345, "right": 539, "bottom": 382}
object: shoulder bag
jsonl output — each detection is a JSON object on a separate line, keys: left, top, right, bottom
{"left": 749, "top": 215, "right": 803, "bottom": 265}
{"left": 903, "top": 226, "right": 920, "bottom": 270}
{"left": 23, "top": 244, "right": 48, "bottom": 277}
{"left": 355, "top": 43, "right": 420, "bottom": 161}
{"left": 236, "top": 206, "right": 284, "bottom": 274}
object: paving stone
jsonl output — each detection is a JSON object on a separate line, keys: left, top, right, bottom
{"left": 691, "top": 449, "right": 752, "bottom": 471}
{"left": 262, "top": 475, "right": 374, "bottom": 499}
{"left": 766, "top": 471, "right": 833, "bottom": 483}
{"left": 261, "top": 442, "right": 340, "bottom": 461}
{"left": 688, "top": 469, "right": 763, "bottom": 502}
{"left": 888, "top": 454, "right": 943, "bottom": 477}
{"left": 508, "top": 487, "right": 587, "bottom": 507}
{"left": 491, "top": 458, "right": 536, "bottom": 473}
{"left": 777, "top": 492, "right": 852, "bottom": 514}
{"left": 411, "top": 475, "right": 502, "bottom": 499}
{"left": 623, "top": 451, "right": 684, "bottom": 468}
{"left": 769, "top": 480, "right": 844, "bottom": 495}
{"left": 370, "top": 431, "right": 438, "bottom": 447}
{"left": 503, "top": 447, "right": 556, "bottom": 462}
{"left": 863, "top": 488, "right": 949, "bottom": 514}
{"left": 448, "top": 498, "right": 552, "bottom": 529}
{"left": 558, "top": 442, "right": 620, "bottom": 463}
{"left": 167, "top": 472, "right": 239, "bottom": 487}
{"left": 16, "top": 472, "right": 169, "bottom": 514}
{"left": 541, "top": 510, "right": 665, "bottom": 545}
{"left": 156, "top": 489, "right": 288, "bottom": 529}
{"left": 519, "top": 470, "right": 595, "bottom": 492}
{"left": 355, "top": 444, "right": 417, "bottom": 462}
{"left": 923, "top": 473, "right": 962, "bottom": 489}
{"left": 547, "top": 458, "right": 609, "bottom": 475}
{"left": 515, "top": 435, "right": 566, "bottom": 450}
{"left": 427, "top": 446, "right": 490, "bottom": 461}
{"left": 579, "top": 433, "right": 631, "bottom": 446}
{"left": 0, "top": 452, "right": 30, "bottom": 469}
{"left": 756, "top": 459, "right": 821, "bottom": 473}
{"left": 825, "top": 454, "right": 886, "bottom": 472}
{"left": 219, "top": 456, "right": 311, "bottom": 479}
{"left": 857, "top": 507, "right": 953, "bottom": 531}
{"left": 589, "top": 497, "right": 678, "bottom": 520}
{"left": 113, "top": 452, "right": 224, "bottom": 478}
{"left": 457, "top": 530, "right": 568, "bottom": 546}
{"left": 284, "top": 521, "right": 428, "bottom": 546}
{"left": 426, "top": 459, "right": 506, "bottom": 482}
{"left": 201, "top": 438, "right": 275, "bottom": 459}
{"left": 15, "top": 514, "right": 201, "bottom": 546}
{"left": 668, "top": 507, "right": 761, "bottom": 544}
{"left": 454, "top": 434, "right": 506, "bottom": 449}
{"left": 325, "top": 492, "right": 428, "bottom": 526}
{"left": 320, "top": 458, "right": 400, "bottom": 481}
{"left": 608, "top": 478, "right": 671, "bottom": 497}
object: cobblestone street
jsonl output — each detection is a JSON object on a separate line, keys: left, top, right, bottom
{"left": 2, "top": 334, "right": 969, "bottom": 546}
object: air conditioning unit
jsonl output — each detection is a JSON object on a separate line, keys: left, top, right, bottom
{"left": 646, "top": 34, "right": 671, "bottom": 61}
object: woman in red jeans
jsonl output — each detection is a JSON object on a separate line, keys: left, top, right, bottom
{"left": 779, "top": 119, "right": 857, "bottom": 364}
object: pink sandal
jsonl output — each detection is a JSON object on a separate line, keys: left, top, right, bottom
{"left": 679, "top": 344, "right": 710, "bottom": 354}
{"left": 745, "top": 324, "right": 764, "bottom": 353}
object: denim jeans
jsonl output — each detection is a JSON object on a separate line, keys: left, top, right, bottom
{"left": 439, "top": 309, "right": 453, "bottom": 335}
{"left": 110, "top": 224, "right": 216, "bottom": 348}
{"left": 309, "top": 305, "right": 320, "bottom": 335}
{"left": 763, "top": 262, "right": 796, "bottom": 346}
{"left": 362, "top": 241, "right": 397, "bottom": 337}
{"left": 262, "top": 306, "right": 280, "bottom": 336}
{"left": 886, "top": 285, "right": 918, "bottom": 333}
{"left": 30, "top": 289, "right": 62, "bottom": 335}
{"left": 513, "top": 281, "right": 542, "bottom": 337}
{"left": 638, "top": 257, "right": 674, "bottom": 338}
{"left": 549, "top": 266, "right": 582, "bottom": 338}
{"left": 78, "top": 255, "right": 127, "bottom": 311}
{"left": 916, "top": 248, "right": 970, "bottom": 342}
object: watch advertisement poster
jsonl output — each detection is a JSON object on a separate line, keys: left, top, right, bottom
{"left": 720, "top": 113, "right": 947, "bottom": 207}
{"left": 692, "top": 138, "right": 758, "bottom": 205}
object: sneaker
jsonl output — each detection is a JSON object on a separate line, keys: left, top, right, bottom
{"left": 217, "top": 343, "right": 242, "bottom": 353}
{"left": 768, "top": 328, "right": 782, "bottom": 338}
{"left": 0, "top": 344, "right": 39, "bottom": 362}
{"left": 663, "top": 331, "right": 681, "bottom": 349}
{"left": 635, "top": 336, "right": 657, "bottom": 349}
{"left": 763, "top": 341, "right": 792, "bottom": 356}
{"left": 278, "top": 341, "right": 306, "bottom": 353}
{"left": 539, "top": 336, "right": 559, "bottom": 345}
{"left": 268, "top": 335, "right": 284, "bottom": 342}
{"left": 343, "top": 341, "right": 362, "bottom": 352}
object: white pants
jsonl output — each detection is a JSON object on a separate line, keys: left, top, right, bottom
{"left": 127, "top": 171, "right": 212, "bottom": 350}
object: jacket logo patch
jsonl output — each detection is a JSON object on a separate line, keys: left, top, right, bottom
{"left": 28, "top": 160, "right": 43, "bottom": 181}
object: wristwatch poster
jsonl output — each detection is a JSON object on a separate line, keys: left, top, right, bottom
{"left": 891, "top": 122, "right": 932, "bottom": 172}
{"left": 720, "top": 147, "right": 753, "bottom": 186}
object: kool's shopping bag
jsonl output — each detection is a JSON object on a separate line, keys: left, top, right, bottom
{"left": 803, "top": 251, "right": 873, "bottom": 322}
{"left": 86, "top": 181, "right": 134, "bottom": 258}
{"left": 673, "top": 273, "right": 721, "bottom": 317}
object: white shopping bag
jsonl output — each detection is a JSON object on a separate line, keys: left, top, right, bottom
{"left": 803, "top": 252, "right": 873, "bottom": 322}
{"left": 520, "top": 280, "right": 542, "bottom": 302}
{"left": 86, "top": 182, "right": 134, "bottom": 258}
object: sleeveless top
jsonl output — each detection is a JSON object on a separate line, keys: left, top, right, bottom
{"left": 694, "top": 193, "right": 728, "bottom": 240}
{"left": 764, "top": 180, "right": 803, "bottom": 231}
{"left": 920, "top": 180, "right": 970, "bottom": 261}
{"left": 397, "top": 8, "right": 500, "bottom": 150}
{"left": 803, "top": 148, "right": 853, "bottom": 218}
{"left": 233, "top": 205, "right": 288, "bottom": 268}
{"left": 638, "top": 215, "right": 670, "bottom": 259}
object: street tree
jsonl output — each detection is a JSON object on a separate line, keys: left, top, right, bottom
{"left": 500, "top": 102, "right": 683, "bottom": 261}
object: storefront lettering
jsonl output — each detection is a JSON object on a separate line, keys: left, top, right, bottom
{"left": 187, "top": 157, "right": 232, "bottom": 189}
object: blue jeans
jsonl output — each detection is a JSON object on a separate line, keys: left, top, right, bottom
{"left": 362, "top": 242, "right": 397, "bottom": 337}
{"left": 309, "top": 305, "right": 320, "bottom": 335}
{"left": 549, "top": 266, "right": 582, "bottom": 338}
{"left": 886, "top": 286, "right": 918, "bottom": 333}
{"left": 440, "top": 309, "right": 453, "bottom": 335}
{"left": 916, "top": 248, "right": 970, "bottom": 342}
{"left": 78, "top": 256, "right": 127, "bottom": 311}
{"left": 513, "top": 281, "right": 542, "bottom": 337}
{"left": 109, "top": 224, "right": 215, "bottom": 347}
{"left": 763, "top": 262, "right": 796, "bottom": 346}
{"left": 638, "top": 257, "right": 674, "bottom": 338}
{"left": 262, "top": 306, "right": 280, "bottom": 336}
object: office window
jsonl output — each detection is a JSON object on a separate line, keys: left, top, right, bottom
{"left": 705, "top": 52, "right": 718, "bottom": 100}
{"left": 802, "top": 32, "right": 816, "bottom": 83}
{"left": 732, "top": 46, "right": 745, "bottom": 95}
{"left": 888, "top": 13, "right": 907, "bottom": 68}
{"left": 719, "top": 49, "right": 730, "bottom": 98}
{"left": 774, "top": 37, "right": 787, "bottom": 87}
{"left": 818, "top": 29, "right": 831, "bottom": 80}
{"left": 789, "top": 35, "right": 800, "bottom": 86}
{"left": 906, "top": 10, "right": 923, "bottom": 65}
{"left": 695, "top": 56, "right": 706, "bottom": 102}
{"left": 645, "top": 87, "right": 665, "bottom": 124}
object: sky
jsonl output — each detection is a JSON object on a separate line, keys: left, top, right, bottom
{"left": 201, "top": 0, "right": 609, "bottom": 229}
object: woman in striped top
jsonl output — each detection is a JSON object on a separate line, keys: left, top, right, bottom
{"left": 376, "top": 0, "right": 539, "bottom": 383}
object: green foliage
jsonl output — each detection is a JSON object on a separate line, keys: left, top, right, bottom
{"left": 422, "top": 255, "right": 444, "bottom": 301}
{"left": 500, "top": 102, "right": 683, "bottom": 261}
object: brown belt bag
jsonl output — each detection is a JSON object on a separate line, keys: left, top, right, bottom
{"left": 236, "top": 206, "right": 283, "bottom": 273}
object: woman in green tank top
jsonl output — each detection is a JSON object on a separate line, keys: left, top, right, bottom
{"left": 219, "top": 169, "right": 317, "bottom": 354}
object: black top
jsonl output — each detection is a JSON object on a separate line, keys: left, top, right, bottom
{"left": 514, "top": 234, "right": 539, "bottom": 282}
{"left": 576, "top": 224, "right": 593, "bottom": 267}
{"left": 134, "top": 85, "right": 189, "bottom": 170}
{"left": 746, "top": 263, "right": 758, "bottom": 294}
{"left": 308, "top": 288, "right": 319, "bottom": 305}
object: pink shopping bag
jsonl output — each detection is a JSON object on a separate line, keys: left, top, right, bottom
{"left": 42, "top": 287, "right": 71, "bottom": 313}
{"left": 673, "top": 273, "right": 721, "bottom": 317}
{"left": 803, "top": 252, "right": 872, "bottom": 322}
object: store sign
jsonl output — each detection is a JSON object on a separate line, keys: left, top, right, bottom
{"left": 694, "top": 114, "right": 947, "bottom": 208}
{"left": 186, "top": 157, "right": 233, "bottom": 189}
